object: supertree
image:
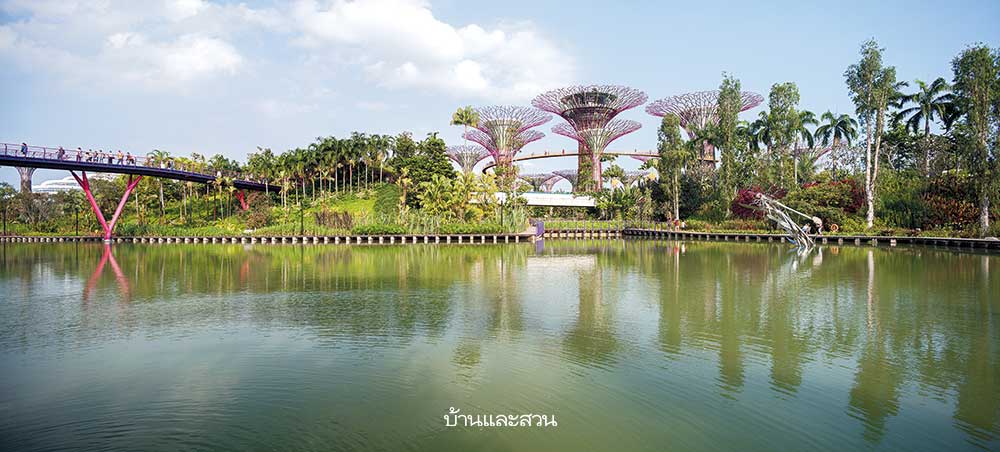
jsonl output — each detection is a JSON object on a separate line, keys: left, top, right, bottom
{"left": 553, "top": 170, "right": 580, "bottom": 191}
{"left": 519, "top": 173, "right": 561, "bottom": 192}
{"left": 631, "top": 155, "right": 657, "bottom": 164}
{"left": 645, "top": 90, "right": 764, "bottom": 166}
{"left": 464, "top": 129, "right": 545, "bottom": 166}
{"left": 541, "top": 175, "right": 562, "bottom": 193}
{"left": 623, "top": 170, "right": 651, "bottom": 186}
{"left": 533, "top": 85, "right": 647, "bottom": 192}
{"left": 446, "top": 144, "right": 491, "bottom": 174}
{"left": 462, "top": 105, "right": 550, "bottom": 170}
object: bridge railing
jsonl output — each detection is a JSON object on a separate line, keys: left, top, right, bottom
{"left": 1, "top": 143, "right": 264, "bottom": 185}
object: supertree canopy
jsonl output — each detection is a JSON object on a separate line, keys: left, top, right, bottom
{"left": 623, "top": 170, "right": 651, "bottom": 186}
{"left": 519, "top": 173, "right": 561, "bottom": 192}
{"left": 541, "top": 176, "right": 561, "bottom": 193}
{"left": 553, "top": 170, "right": 580, "bottom": 190}
{"left": 533, "top": 85, "right": 647, "bottom": 192}
{"left": 463, "top": 105, "right": 550, "bottom": 168}
{"left": 552, "top": 119, "right": 642, "bottom": 160}
{"left": 446, "top": 144, "right": 491, "bottom": 174}
{"left": 645, "top": 90, "right": 764, "bottom": 166}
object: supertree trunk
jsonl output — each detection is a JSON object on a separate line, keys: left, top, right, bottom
{"left": 16, "top": 167, "right": 35, "bottom": 193}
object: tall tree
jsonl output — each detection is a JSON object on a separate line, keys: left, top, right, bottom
{"left": 845, "top": 39, "right": 896, "bottom": 229}
{"left": 657, "top": 114, "right": 693, "bottom": 220}
{"left": 793, "top": 110, "right": 817, "bottom": 184}
{"left": 767, "top": 82, "right": 802, "bottom": 187}
{"left": 717, "top": 73, "right": 742, "bottom": 201}
{"left": 146, "top": 149, "right": 170, "bottom": 223}
{"left": 895, "top": 77, "right": 954, "bottom": 176}
{"left": 814, "top": 111, "right": 859, "bottom": 177}
{"left": 951, "top": 45, "right": 999, "bottom": 237}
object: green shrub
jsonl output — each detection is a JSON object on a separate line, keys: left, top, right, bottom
{"left": 374, "top": 183, "right": 401, "bottom": 218}
{"left": 245, "top": 209, "right": 271, "bottom": 229}
{"left": 351, "top": 223, "right": 406, "bottom": 235}
{"left": 716, "top": 219, "right": 770, "bottom": 231}
{"left": 438, "top": 222, "right": 504, "bottom": 234}
{"left": 684, "top": 219, "right": 711, "bottom": 231}
{"left": 782, "top": 179, "right": 863, "bottom": 228}
{"left": 314, "top": 209, "right": 352, "bottom": 229}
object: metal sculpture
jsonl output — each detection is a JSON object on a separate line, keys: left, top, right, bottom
{"left": 751, "top": 193, "right": 821, "bottom": 250}
{"left": 464, "top": 106, "right": 550, "bottom": 169}
{"left": 533, "top": 85, "right": 647, "bottom": 191}
{"left": 446, "top": 144, "right": 491, "bottom": 174}
{"left": 646, "top": 90, "right": 764, "bottom": 166}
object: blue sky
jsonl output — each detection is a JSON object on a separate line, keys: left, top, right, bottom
{"left": 1, "top": 0, "right": 998, "bottom": 190}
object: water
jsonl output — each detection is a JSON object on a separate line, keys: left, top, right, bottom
{"left": 0, "top": 240, "right": 997, "bottom": 451}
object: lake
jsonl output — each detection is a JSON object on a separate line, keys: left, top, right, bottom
{"left": 1, "top": 240, "right": 997, "bottom": 451}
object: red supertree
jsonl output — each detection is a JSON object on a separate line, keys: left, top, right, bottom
{"left": 533, "top": 85, "right": 647, "bottom": 191}
{"left": 645, "top": 90, "right": 763, "bottom": 166}
{"left": 446, "top": 144, "right": 491, "bottom": 174}
{"left": 463, "top": 105, "right": 550, "bottom": 168}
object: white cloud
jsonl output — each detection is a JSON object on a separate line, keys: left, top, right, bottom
{"left": 254, "top": 98, "right": 318, "bottom": 118}
{"left": 166, "top": 0, "right": 207, "bottom": 21}
{"left": 104, "top": 33, "right": 243, "bottom": 84}
{"left": 290, "top": 0, "right": 575, "bottom": 100}
{"left": 0, "top": 0, "right": 277, "bottom": 89}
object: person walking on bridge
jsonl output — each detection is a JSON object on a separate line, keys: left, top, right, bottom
{"left": 76, "top": 148, "right": 83, "bottom": 161}
{"left": 57, "top": 146, "right": 65, "bottom": 160}
{"left": 116, "top": 150, "right": 124, "bottom": 164}
{"left": 20, "top": 142, "right": 27, "bottom": 156}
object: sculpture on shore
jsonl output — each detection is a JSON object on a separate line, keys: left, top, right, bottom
{"left": 751, "top": 193, "right": 821, "bottom": 250}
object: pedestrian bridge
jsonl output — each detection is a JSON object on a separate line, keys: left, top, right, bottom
{"left": 1, "top": 142, "right": 280, "bottom": 240}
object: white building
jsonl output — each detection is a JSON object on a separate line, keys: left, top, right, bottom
{"left": 32, "top": 173, "right": 118, "bottom": 194}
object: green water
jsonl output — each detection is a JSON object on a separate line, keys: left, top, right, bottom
{"left": 0, "top": 240, "right": 997, "bottom": 451}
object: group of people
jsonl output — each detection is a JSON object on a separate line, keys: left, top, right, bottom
{"left": 71, "top": 147, "right": 137, "bottom": 165}
{"left": 15, "top": 142, "right": 252, "bottom": 181}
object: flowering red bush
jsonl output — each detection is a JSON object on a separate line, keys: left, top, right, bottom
{"left": 922, "top": 173, "right": 978, "bottom": 229}
{"left": 730, "top": 186, "right": 787, "bottom": 219}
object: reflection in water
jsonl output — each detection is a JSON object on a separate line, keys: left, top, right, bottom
{"left": 83, "top": 244, "right": 131, "bottom": 303}
{"left": 0, "top": 240, "right": 997, "bottom": 451}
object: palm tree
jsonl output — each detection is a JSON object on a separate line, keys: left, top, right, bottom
{"left": 894, "top": 77, "right": 954, "bottom": 175}
{"left": 749, "top": 111, "right": 772, "bottom": 153}
{"left": 793, "top": 110, "right": 817, "bottom": 185}
{"left": 814, "top": 112, "right": 859, "bottom": 178}
{"left": 147, "top": 149, "right": 170, "bottom": 223}
{"left": 451, "top": 106, "right": 480, "bottom": 147}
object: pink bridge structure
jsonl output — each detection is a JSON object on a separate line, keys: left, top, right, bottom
{"left": 1, "top": 143, "right": 279, "bottom": 241}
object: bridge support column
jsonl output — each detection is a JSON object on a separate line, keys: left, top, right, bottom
{"left": 71, "top": 171, "right": 142, "bottom": 241}
{"left": 235, "top": 190, "right": 249, "bottom": 211}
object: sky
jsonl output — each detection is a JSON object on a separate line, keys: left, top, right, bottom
{"left": 1, "top": 0, "right": 998, "bottom": 191}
